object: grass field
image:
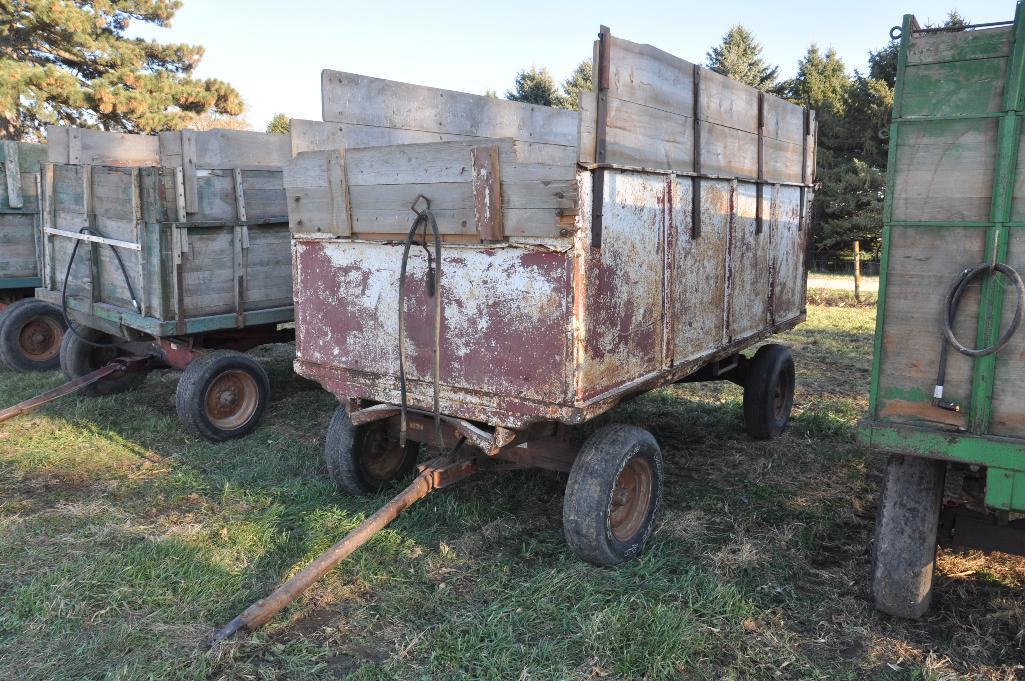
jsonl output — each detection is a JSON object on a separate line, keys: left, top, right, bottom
{"left": 1, "top": 289, "right": 1023, "bottom": 680}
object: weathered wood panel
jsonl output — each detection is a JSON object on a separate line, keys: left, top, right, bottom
{"left": 900, "top": 58, "right": 1007, "bottom": 117}
{"left": 47, "top": 126, "right": 159, "bottom": 166}
{"left": 876, "top": 226, "right": 984, "bottom": 429}
{"left": 0, "top": 213, "right": 39, "bottom": 279}
{"left": 891, "top": 118, "right": 998, "bottom": 222}
{"left": 906, "top": 26, "right": 1012, "bottom": 66}
{"left": 592, "top": 34, "right": 808, "bottom": 182}
{"left": 285, "top": 139, "right": 573, "bottom": 238}
{"left": 321, "top": 70, "right": 579, "bottom": 148}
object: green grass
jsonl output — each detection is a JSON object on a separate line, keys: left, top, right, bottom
{"left": 0, "top": 303, "right": 1022, "bottom": 680}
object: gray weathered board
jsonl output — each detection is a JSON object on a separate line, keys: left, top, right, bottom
{"left": 39, "top": 128, "right": 291, "bottom": 334}
{"left": 290, "top": 30, "right": 813, "bottom": 241}
{"left": 0, "top": 141, "right": 47, "bottom": 283}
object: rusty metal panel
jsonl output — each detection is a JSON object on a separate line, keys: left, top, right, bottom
{"left": 728, "top": 182, "right": 769, "bottom": 342}
{"left": 769, "top": 186, "right": 807, "bottom": 323}
{"left": 293, "top": 239, "right": 573, "bottom": 407}
{"left": 575, "top": 170, "right": 665, "bottom": 401}
{"left": 671, "top": 178, "right": 728, "bottom": 364}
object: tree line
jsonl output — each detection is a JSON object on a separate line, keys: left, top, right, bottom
{"left": 505, "top": 14, "right": 966, "bottom": 262}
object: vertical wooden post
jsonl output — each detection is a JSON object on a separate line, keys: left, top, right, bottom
{"left": 853, "top": 240, "right": 862, "bottom": 302}
{"left": 470, "top": 144, "right": 503, "bottom": 242}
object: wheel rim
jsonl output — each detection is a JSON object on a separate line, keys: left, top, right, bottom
{"left": 773, "top": 370, "right": 791, "bottom": 420}
{"left": 359, "top": 424, "right": 409, "bottom": 482}
{"left": 610, "top": 456, "right": 654, "bottom": 543}
{"left": 203, "top": 369, "right": 260, "bottom": 431}
{"left": 18, "top": 317, "right": 63, "bottom": 361}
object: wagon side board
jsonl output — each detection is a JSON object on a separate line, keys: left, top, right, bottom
{"left": 37, "top": 142, "right": 293, "bottom": 338}
{"left": 0, "top": 141, "right": 46, "bottom": 288}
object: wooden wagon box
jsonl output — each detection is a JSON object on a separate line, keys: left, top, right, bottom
{"left": 287, "top": 27, "right": 817, "bottom": 430}
{"left": 0, "top": 141, "right": 47, "bottom": 290}
{"left": 34, "top": 128, "right": 294, "bottom": 338}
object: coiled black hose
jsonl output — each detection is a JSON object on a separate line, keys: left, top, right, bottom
{"left": 933, "top": 262, "right": 1025, "bottom": 411}
{"left": 397, "top": 201, "right": 442, "bottom": 446}
{"left": 61, "top": 227, "right": 142, "bottom": 348}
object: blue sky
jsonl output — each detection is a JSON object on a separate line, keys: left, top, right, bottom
{"left": 132, "top": 0, "right": 1015, "bottom": 129}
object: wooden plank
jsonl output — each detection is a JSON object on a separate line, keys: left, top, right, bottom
{"left": 233, "top": 168, "right": 247, "bottom": 222}
{"left": 762, "top": 95, "right": 806, "bottom": 144}
{"left": 284, "top": 150, "right": 351, "bottom": 235}
{"left": 877, "top": 225, "right": 985, "bottom": 429}
{"left": 906, "top": 26, "right": 1012, "bottom": 66}
{"left": 900, "top": 58, "right": 1008, "bottom": 116}
{"left": 607, "top": 35, "right": 694, "bottom": 117}
{"left": 321, "top": 70, "right": 580, "bottom": 148}
{"left": 892, "top": 118, "right": 998, "bottom": 221}
{"left": 3, "top": 141, "right": 23, "bottom": 209}
{"left": 602, "top": 97, "right": 693, "bottom": 170}
{"left": 181, "top": 130, "right": 199, "bottom": 214}
{"left": 290, "top": 118, "right": 483, "bottom": 155}
{"left": 0, "top": 214, "right": 39, "bottom": 278}
{"left": 578, "top": 91, "right": 597, "bottom": 164}
{"left": 698, "top": 68, "right": 759, "bottom": 133}
{"left": 471, "top": 144, "right": 503, "bottom": 241}
{"left": 701, "top": 122, "right": 759, "bottom": 178}
{"left": 46, "top": 126, "right": 159, "bottom": 166}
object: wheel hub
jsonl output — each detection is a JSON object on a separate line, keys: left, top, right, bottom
{"left": 17, "top": 318, "right": 62, "bottom": 361}
{"left": 204, "top": 370, "right": 259, "bottom": 430}
{"left": 610, "top": 456, "right": 654, "bottom": 543}
{"left": 360, "top": 425, "right": 408, "bottom": 481}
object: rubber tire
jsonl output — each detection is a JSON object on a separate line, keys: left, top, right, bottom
{"left": 563, "top": 424, "right": 664, "bottom": 566}
{"left": 871, "top": 455, "right": 947, "bottom": 619}
{"left": 324, "top": 406, "right": 420, "bottom": 496}
{"left": 60, "top": 328, "right": 145, "bottom": 396}
{"left": 175, "top": 350, "right": 270, "bottom": 442}
{"left": 743, "top": 343, "right": 796, "bottom": 440}
{"left": 0, "top": 299, "right": 66, "bottom": 372}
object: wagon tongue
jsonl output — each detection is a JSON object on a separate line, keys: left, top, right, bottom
{"left": 0, "top": 355, "right": 147, "bottom": 424}
{"left": 208, "top": 450, "right": 477, "bottom": 644}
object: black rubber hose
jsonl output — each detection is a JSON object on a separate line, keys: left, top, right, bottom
{"left": 934, "top": 262, "right": 1025, "bottom": 409}
{"left": 397, "top": 206, "right": 442, "bottom": 446}
{"left": 61, "top": 228, "right": 142, "bottom": 348}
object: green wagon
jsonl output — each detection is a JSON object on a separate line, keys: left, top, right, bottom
{"left": 0, "top": 140, "right": 67, "bottom": 372}
{"left": 859, "top": 5, "right": 1025, "bottom": 618}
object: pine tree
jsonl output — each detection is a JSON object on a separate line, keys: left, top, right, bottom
{"left": 266, "top": 113, "right": 290, "bottom": 135}
{"left": 505, "top": 67, "right": 567, "bottom": 108}
{"left": 0, "top": 0, "right": 243, "bottom": 140}
{"left": 562, "top": 60, "right": 592, "bottom": 111}
{"left": 706, "top": 25, "right": 780, "bottom": 91}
